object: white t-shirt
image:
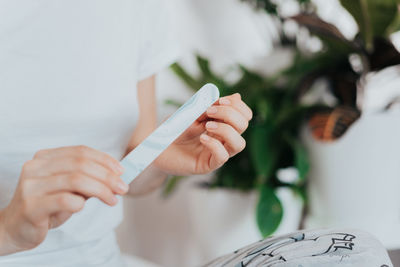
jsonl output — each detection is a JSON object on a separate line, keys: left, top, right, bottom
{"left": 0, "top": 1, "right": 177, "bottom": 266}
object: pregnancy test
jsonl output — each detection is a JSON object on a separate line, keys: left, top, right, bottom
{"left": 120, "top": 83, "right": 220, "bottom": 184}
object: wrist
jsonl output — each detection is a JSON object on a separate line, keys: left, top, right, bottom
{"left": 151, "top": 163, "right": 170, "bottom": 177}
{"left": 128, "top": 164, "right": 168, "bottom": 196}
{"left": 0, "top": 209, "right": 19, "bottom": 256}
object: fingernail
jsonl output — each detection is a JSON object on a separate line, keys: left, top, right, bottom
{"left": 219, "top": 98, "right": 231, "bottom": 105}
{"left": 200, "top": 134, "right": 210, "bottom": 141}
{"left": 114, "top": 163, "right": 124, "bottom": 174}
{"left": 111, "top": 195, "right": 118, "bottom": 205}
{"left": 206, "top": 121, "right": 218, "bottom": 129}
{"left": 116, "top": 181, "right": 129, "bottom": 193}
{"left": 207, "top": 106, "right": 218, "bottom": 114}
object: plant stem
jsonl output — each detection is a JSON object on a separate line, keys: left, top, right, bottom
{"left": 360, "top": 0, "right": 373, "bottom": 51}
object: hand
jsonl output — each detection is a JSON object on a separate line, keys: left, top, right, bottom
{"left": 0, "top": 146, "right": 128, "bottom": 256}
{"left": 155, "top": 93, "right": 252, "bottom": 176}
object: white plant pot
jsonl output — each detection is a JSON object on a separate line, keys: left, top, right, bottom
{"left": 187, "top": 187, "right": 261, "bottom": 263}
{"left": 187, "top": 182, "right": 303, "bottom": 264}
{"left": 303, "top": 112, "right": 400, "bottom": 249}
{"left": 116, "top": 176, "right": 303, "bottom": 267}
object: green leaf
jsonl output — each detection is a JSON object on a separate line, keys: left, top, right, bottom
{"left": 256, "top": 98, "right": 272, "bottom": 122}
{"left": 197, "top": 56, "right": 213, "bottom": 78}
{"left": 249, "top": 124, "right": 276, "bottom": 183}
{"left": 196, "top": 55, "right": 228, "bottom": 92}
{"left": 386, "top": 12, "right": 400, "bottom": 34}
{"left": 170, "top": 63, "right": 201, "bottom": 90}
{"left": 162, "top": 176, "right": 185, "bottom": 197}
{"left": 279, "top": 134, "right": 310, "bottom": 183}
{"left": 340, "top": 0, "right": 399, "bottom": 48}
{"left": 242, "top": 0, "right": 278, "bottom": 15}
{"left": 165, "top": 99, "right": 183, "bottom": 108}
{"left": 256, "top": 186, "right": 283, "bottom": 237}
{"left": 292, "top": 186, "right": 308, "bottom": 204}
{"left": 293, "top": 141, "right": 310, "bottom": 182}
{"left": 367, "top": 0, "right": 399, "bottom": 37}
{"left": 340, "top": 0, "right": 371, "bottom": 47}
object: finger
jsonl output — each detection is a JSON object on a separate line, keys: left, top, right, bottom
{"left": 219, "top": 93, "right": 253, "bottom": 121}
{"left": 181, "top": 119, "right": 206, "bottom": 139}
{"left": 33, "top": 174, "right": 123, "bottom": 204}
{"left": 206, "top": 105, "right": 249, "bottom": 134}
{"left": 196, "top": 99, "right": 220, "bottom": 122}
{"left": 33, "top": 146, "right": 123, "bottom": 175}
{"left": 199, "top": 134, "right": 229, "bottom": 170}
{"left": 205, "top": 121, "right": 246, "bottom": 157}
{"left": 29, "top": 193, "right": 86, "bottom": 222}
{"left": 33, "top": 157, "right": 128, "bottom": 192}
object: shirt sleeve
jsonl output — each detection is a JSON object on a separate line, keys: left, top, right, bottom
{"left": 137, "top": 0, "right": 180, "bottom": 81}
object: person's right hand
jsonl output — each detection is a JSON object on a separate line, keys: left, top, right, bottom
{"left": 0, "top": 145, "right": 128, "bottom": 256}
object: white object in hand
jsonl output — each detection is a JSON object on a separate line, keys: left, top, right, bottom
{"left": 120, "top": 83, "right": 220, "bottom": 184}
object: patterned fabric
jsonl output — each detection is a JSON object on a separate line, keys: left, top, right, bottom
{"left": 204, "top": 229, "right": 393, "bottom": 267}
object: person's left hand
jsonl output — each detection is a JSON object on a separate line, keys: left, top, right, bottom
{"left": 154, "top": 93, "right": 252, "bottom": 176}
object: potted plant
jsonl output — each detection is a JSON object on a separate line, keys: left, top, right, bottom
{"left": 166, "top": 0, "right": 400, "bottom": 247}
{"left": 292, "top": 0, "right": 400, "bottom": 249}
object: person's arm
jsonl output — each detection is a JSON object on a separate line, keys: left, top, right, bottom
{"left": 126, "top": 76, "right": 157, "bottom": 152}
{"left": 125, "top": 75, "right": 169, "bottom": 196}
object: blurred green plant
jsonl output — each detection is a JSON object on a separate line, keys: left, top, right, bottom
{"left": 166, "top": 55, "right": 323, "bottom": 236}
{"left": 165, "top": 0, "right": 400, "bottom": 237}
